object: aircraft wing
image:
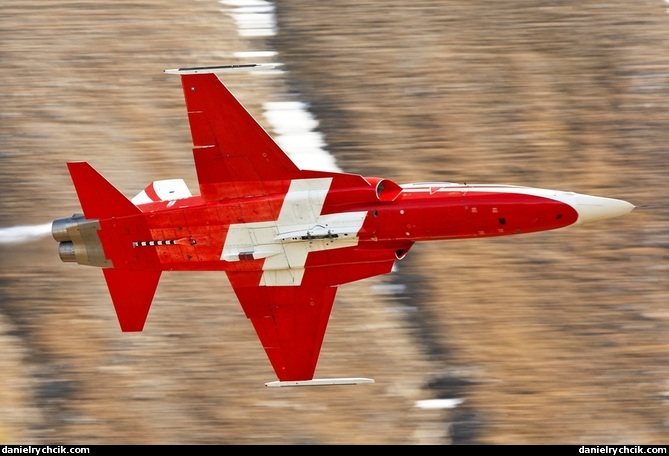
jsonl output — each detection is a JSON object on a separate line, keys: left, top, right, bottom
{"left": 226, "top": 258, "right": 397, "bottom": 382}
{"left": 176, "top": 69, "right": 372, "bottom": 201}
{"left": 170, "top": 67, "right": 388, "bottom": 384}
{"left": 227, "top": 271, "right": 337, "bottom": 382}
{"left": 179, "top": 71, "right": 302, "bottom": 201}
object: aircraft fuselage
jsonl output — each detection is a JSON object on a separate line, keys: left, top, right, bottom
{"left": 57, "top": 180, "right": 630, "bottom": 284}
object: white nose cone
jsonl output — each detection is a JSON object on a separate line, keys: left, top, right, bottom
{"left": 573, "top": 194, "right": 635, "bottom": 225}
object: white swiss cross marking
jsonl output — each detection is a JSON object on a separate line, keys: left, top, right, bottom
{"left": 221, "top": 178, "right": 367, "bottom": 286}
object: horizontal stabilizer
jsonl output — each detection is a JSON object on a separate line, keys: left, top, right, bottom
{"left": 103, "top": 268, "right": 161, "bottom": 332}
{"left": 67, "top": 162, "right": 140, "bottom": 220}
{"left": 265, "top": 378, "right": 375, "bottom": 388}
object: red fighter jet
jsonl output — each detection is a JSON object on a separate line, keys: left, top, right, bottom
{"left": 52, "top": 65, "right": 635, "bottom": 387}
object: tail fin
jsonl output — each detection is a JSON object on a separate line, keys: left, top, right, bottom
{"left": 66, "top": 162, "right": 161, "bottom": 332}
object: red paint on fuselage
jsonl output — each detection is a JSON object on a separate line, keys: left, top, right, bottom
{"left": 123, "top": 183, "right": 577, "bottom": 276}
{"left": 368, "top": 188, "right": 578, "bottom": 242}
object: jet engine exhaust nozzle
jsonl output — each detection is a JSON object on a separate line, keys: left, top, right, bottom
{"left": 51, "top": 214, "right": 112, "bottom": 267}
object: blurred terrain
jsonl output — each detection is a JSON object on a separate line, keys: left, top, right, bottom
{"left": 1, "top": 0, "right": 668, "bottom": 445}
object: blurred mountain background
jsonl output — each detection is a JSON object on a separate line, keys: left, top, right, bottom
{"left": 1, "top": 0, "right": 667, "bottom": 444}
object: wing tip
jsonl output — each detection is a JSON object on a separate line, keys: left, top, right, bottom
{"left": 164, "top": 63, "right": 279, "bottom": 75}
{"left": 265, "top": 377, "right": 375, "bottom": 388}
